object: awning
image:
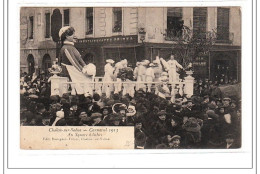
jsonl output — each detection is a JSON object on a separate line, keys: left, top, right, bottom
{"left": 102, "top": 45, "right": 141, "bottom": 49}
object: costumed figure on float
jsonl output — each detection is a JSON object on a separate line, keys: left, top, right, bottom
{"left": 167, "top": 54, "right": 183, "bottom": 83}
{"left": 58, "top": 26, "right": 96, "bottom": 96}
{"left": 103, "top": 59, "right": 115, "bottom": 98}
{"left": 114, "top": 59, "right": 128, "bottom": 94}
{"left": 145, "top": 63, "right": 155, "bottom": 92}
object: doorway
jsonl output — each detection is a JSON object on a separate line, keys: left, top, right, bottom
{"left": 27, "top": 54, "right": 35, "bottom": 75}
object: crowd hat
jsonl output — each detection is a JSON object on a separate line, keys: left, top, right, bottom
{"left": 172, "top": 135, "right": 181, "bottom": 140}
{"left": 90, "top": 112, "right": 102, "bottom": 120}
{"left": 208, "top": 103, "right": 216, "bottom": 110}
{"left": 223, "top": 97, "right": 231, "bottom": 102}
{"left": 101, "top": 105, "right": 112, "bottom": 112}
{"left": 157, "top": 110, "right": 167, "bottom": 116}
{"left": 126, "top": 105, "right": 136, "bottom": 117}
{"left": 106, "top": 59, "right": 115, "bottom": 64}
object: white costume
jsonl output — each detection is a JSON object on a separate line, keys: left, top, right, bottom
{"left": 133, "top": 62, "right": 145, "bottom": 90}
{"left": 103, "top": 59, "right": 115, "bottom": 97}
{"left": 145, "top": 64, "right": 155, "bottom": 92}
{"left": 153, "top": 56, "right": 163, "bottom": 82}
{"left": 167, "top": 59, "right": 183, "bottom": 83}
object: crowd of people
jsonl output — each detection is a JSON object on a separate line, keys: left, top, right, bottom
{"left": 20, "top": 26, "right": 241, "bottom": 149}
{"left": 20, "top": 70, "right": 241, "bottom": 149}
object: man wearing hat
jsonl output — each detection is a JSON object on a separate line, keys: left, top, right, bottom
{"left": 169, "top": 135, "right": 182, "bottom": 149}
{"left": 103, "top": 59, "right": 115, "bottom": 97}
{"left": 222, "top": 134, "right": 240, "bottom": 149}
{"left": 153, "top": 110, "right": 170, "bottom": 139}
{"left": 91, "top": 112, "right": 106, "bottom": 126}
{"left": 101, "top": 106, "right": 112, "bottom": 123}
{"left": 182, "top": 99, "right": 195, "bottom": 118}
{"left": 145, "top": 63, "right": 155, "bottom": 92}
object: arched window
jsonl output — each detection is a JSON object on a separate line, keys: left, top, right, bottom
{"left": 27, "top": 54, "right": 35, "bottom": 75}
{"left": 51, "top": 9, "right": 62, "bottom": 42}
{"left": 42, "top": 54, "right": 52, "bottom": 74}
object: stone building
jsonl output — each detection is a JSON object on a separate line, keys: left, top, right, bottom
{"left": 20, "top": 7, "right": 241, "bottom": 81}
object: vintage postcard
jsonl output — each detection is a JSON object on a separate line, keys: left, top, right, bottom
{"left": 20, "top": 7, "right": 241, "bottom": 150}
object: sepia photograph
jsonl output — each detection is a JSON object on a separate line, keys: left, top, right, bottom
{"left": 19, "top": 6, "right": 242, "bottom": 149}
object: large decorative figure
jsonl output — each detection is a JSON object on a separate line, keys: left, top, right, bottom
{"left": 59, "top": 26, "right": 96, "bottom": 95}
{"left": 167, "top": 54, "right": 183, "bottom": 83}
{"left": 103, "top": 59, "right": 115, "bottom": 97}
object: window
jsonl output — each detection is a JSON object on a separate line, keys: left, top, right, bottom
{"left": 63, "top": 9, "right": 70, "bottom": 26}
{"left": 193, "top": 7, "right": 207, "bottom": 38}
{"left": 166, "top": 8, "right": 183, "bottom": 39}
{"left": 112, "top": 7, "right": 122, "bottom": 33}
{"left": 29, "top": 16, "right": 34, "bottom": 39}
{"left": 45, "top": 13, "right": 51, "bottom": 38}
{"left": 217, "top": 8, "right": 230, "bottom": 41}
{"left": 86, "top": 7, "right": 93, "bottom": 35}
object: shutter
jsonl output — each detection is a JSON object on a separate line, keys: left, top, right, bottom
{"left": 217, "top": 8, "right": 229, "bottom": 40}
{"left": 45, "top": 13, "right": 50, "bottom": 38}
{"left": 51, "top": 9, "right": 62, "bottom": 42}
{"left": 167, "top": 7, "right": 182, "bottom": 17}
{"left": 193, "top": 8, "right": 207, "bottom": 36}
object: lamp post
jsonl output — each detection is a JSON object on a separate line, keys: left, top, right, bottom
{"left": 138, "top": 27, "right": 146, "bottom": 43}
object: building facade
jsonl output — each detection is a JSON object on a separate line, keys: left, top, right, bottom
{"left": 20, "top": 7, "right": 241, "bottom": 81}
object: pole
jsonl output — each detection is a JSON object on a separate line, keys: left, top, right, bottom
{"left": 209, "top": 52, "right": 211, "bottom": 80}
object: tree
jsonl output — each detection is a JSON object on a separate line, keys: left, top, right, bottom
{"left": 168, "top": 26, "right": 217, "bottom": 69}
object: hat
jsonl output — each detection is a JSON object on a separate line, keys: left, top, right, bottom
{"left": 59, "top": 26, "right": 71, "bottom": 38}
{"left": 208, "top": 103, "right": 216, "bottom": 110}
{"left": 112, "top": 103, "right": 127, "bottom": 113}
{"left": 206, "top": 110, "right": 219, "bottom": 119}
{"left": 157, "top": 110, "right": 167, "bottom": 116}
{"left": 126, "top": 105, "right": 136, "bottom": 117}
{"left": 106, "top": 59, "right": 115, "bottom": 64}
{"left": 93, "top": 93, "right": 101, "bottom": 102}
{"left": 119, "top": 104, "right": 127, "bottom": 111}
{"left": 90, "top": 112, "right": 102, "bottom": 119}
{"left": 149, "top": 63, "right": 155, "bottom": 67}
{"left": 142, "top": 60, "right": 150, "bottom": 65}
{"left": 223, "top": 97, "right": 231, "bottom": 102}
{"left": 101, "top": 105, "right": 112, "bottom": 112}
{"left": 203, "top": 95, "right": 209, "bottom": 99}
{"left": 172, "top": 135, "right": 181, "bottom": 140}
